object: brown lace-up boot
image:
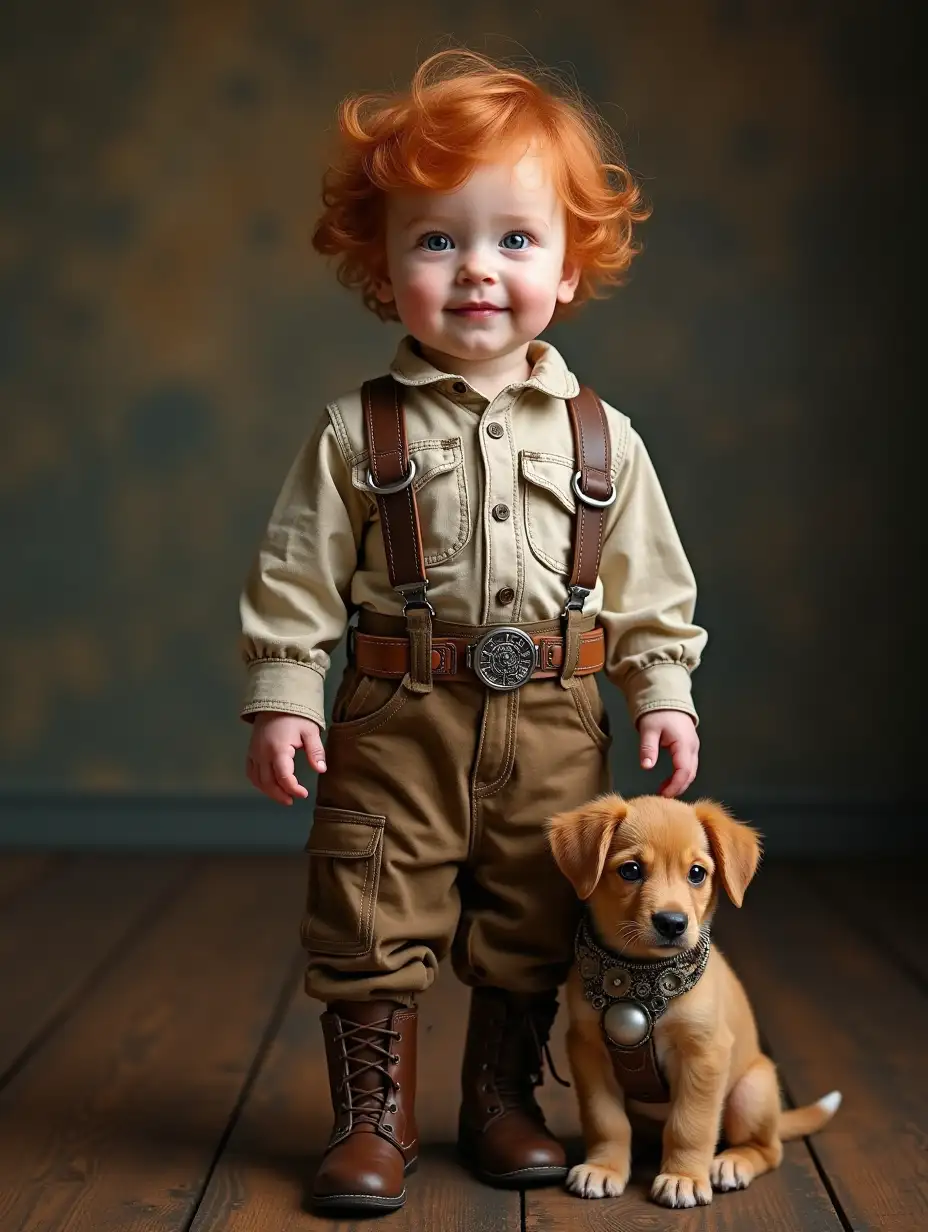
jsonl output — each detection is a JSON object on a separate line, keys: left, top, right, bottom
{"left": 312, "top": 1000, "right": 418, "bottom": 1213}
{"left": 457, "top": 986, "right": 569, "bottom": 1186}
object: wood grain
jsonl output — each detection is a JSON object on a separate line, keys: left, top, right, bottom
{"left": 0, "top": 855, "right": 193, "bottom": 1082}
{"left": 0, "top": 852, "right": 919, "bottom": 1232}
{"left": 0, "top": 856, "right": 304, "bottom": 1232}
{"left": 714, "top": 863, "right": 928, "bottom": 1232}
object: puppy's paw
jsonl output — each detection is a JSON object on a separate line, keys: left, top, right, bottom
{"left": 566, "top": 1162, "right": 629, "bottom": 1199}
{"left": 651, "top": 1171, "right": 713, "bottom": 1208}
{"left": 711, "top": 1151, "right": 755, "bottom": 1192}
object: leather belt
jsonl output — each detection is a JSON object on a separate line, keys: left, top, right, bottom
{"left": 349, "top": 625, "right": 605, "bottom": 689}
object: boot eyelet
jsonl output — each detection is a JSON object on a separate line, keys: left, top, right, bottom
{"left": 384, "top": 1123, "right": 394, "bottom": 1133}
{"left": 389, "top": 1103, "right": 397, "bottom": 1113}
{"left": 394, "top": 1082, "right": 401, "bottom": 1091}
{"left": 391, "top": 1054, "right": 400, "bottom": 1063}
{"left": 395, "top": 1033, "right": 402, "bottom": 1042}
{"left": 487, "top": 1104, "right": 501, "bottom": 1114}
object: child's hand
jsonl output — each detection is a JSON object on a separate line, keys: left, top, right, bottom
{"left": 246, "top": 712, "right": 326, "bottom": 806}
{"left": 638, "top": 710, "right": 699, "bottom": 798}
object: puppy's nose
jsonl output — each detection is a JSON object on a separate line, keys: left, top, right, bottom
{"left": 652, "top": 911, "right": 688, "bottom": 940}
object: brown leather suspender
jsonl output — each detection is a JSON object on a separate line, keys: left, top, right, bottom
{"left": 362, "top": 374, "right": 431, "bottom": 606}
{"left": 562, "top": 386, "right": 616, "bottom": 683}
{"left": 360, "top": 375, "right": 614, "bottom": 688}
{"left": 564, "top": 386, "right": 614, "bottom": 598}
{"left": 362, "top": 375, "right": 435, "bottom": 691}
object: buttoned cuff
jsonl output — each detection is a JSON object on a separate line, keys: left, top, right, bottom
{"left": 240, "top": 659, "right": 327, "bottom": 728}
{"left": 620, "top": 662, "right": 699, "bottom": 728}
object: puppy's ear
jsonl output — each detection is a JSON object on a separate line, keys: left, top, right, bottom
{"left": 548, "top": 795, "right": 628, "bottom": 900}
{"left": 692, "top": 800, "right": 762, "bottom": 907}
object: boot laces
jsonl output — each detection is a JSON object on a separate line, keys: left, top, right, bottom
{"left": 334, "top": 1013, "right": 401, "bottom": 1127}
{"left": 493, "top": 1005, "right": 570, "bottom": 1110}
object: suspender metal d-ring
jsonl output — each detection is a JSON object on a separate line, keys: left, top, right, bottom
{"left": 366, "top": 457, "right": 417, "bottom": 496}
{"left": 367, "top": 458, "right": 433, "bottom": 622}
{"left": 571, "top": 470, "right": 617, "bottom": 509}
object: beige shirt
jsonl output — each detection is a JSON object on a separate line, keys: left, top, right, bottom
{"left": 240, "top": 336, "right": 707, "bottom": 729}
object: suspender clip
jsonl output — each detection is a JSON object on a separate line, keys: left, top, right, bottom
{"left": 564, "top": 585, "right": 592, "bottom": 617}
{"left": 397, "top": 582, "right": 435, "bottom": 617}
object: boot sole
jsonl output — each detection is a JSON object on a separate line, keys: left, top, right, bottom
{"left": 312, "top": 1157, "right": 418, "bottom": 1213}
{"left": 457, "top": 1135, "right": 567, "bottom": 1188}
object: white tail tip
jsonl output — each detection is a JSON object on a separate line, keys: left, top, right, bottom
{"left": 818, "top": 1090, "right": 842, "bottom": 1115}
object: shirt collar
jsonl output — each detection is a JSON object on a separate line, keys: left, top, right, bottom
{"left": 388, "top": 334, "right": 579, "bottom": 400}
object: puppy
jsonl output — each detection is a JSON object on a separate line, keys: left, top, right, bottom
{"left": 548, "top": 793, "right": 840, "bottom": 1209}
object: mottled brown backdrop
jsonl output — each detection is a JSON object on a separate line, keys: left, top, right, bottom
{"left": 0, "top": 2, "right": 920, "bottom": 844}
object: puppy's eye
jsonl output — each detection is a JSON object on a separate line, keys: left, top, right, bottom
{"left": 688, "top": 864, "right": 708, "bottom": 886}
{"left": 618, "top": 861, "right": 643, "bottom": 882}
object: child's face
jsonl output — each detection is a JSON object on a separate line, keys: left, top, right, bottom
{"left": 377, "top": 153, "right": 580, "bottom": 365}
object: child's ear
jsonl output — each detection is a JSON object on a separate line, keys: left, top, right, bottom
{"left": 556, "top": 258, "right": 582, "bottom": 305}
{"left": 691, "top": 800, "right": 762, "bottom": 907}
{"left": 374, "top": 278, "right": 395, "bottom": 304}
{"left": 548, "top": 794, "right": 628, "bottom": 900}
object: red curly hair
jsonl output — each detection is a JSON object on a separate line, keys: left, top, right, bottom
{"left": 312, "top": 49, "right": 651, "bottom": 321}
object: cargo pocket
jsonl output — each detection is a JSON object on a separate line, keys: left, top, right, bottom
{"left": 302, "top": 807, "right": 386, "bottom": 956}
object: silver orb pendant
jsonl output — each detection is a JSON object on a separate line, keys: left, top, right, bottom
{"left": 603, "top": 999, "right": 651, "bottom": 1047}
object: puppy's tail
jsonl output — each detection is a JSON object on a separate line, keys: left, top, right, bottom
{"left": 779, "top": 1090, "right": 842, "bottom": 1140}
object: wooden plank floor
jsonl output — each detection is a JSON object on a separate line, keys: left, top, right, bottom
{"left": 0, "top": 853, "right": 923, "bottom": 1232}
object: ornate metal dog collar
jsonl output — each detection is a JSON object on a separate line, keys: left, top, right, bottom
{"left": 575, "top": 914, "right": 711, "bottom": 1050}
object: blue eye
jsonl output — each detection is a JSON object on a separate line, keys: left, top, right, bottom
{"left": 422, "top": 233, "right": 453, "bottom": 252}
{"left": 618, "top": 861, "right": 643, "bottom": 883}
{"left": 501, "top": 232, "right": 530, "bottom": 250}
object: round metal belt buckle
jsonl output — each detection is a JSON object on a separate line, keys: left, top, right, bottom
{"left": 470, "top": 627, "right": 538, "bottom": 691}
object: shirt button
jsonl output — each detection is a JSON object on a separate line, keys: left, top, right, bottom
{"left": 486, "top": 422, "right": 504, "bottom": 439}
{"left": 496, "top": 587, "right": 515, "bottom": 604}
{"left": 452, "top": 381, "right": 467, "bottom": 394}
{"left": 492, "top": 503, "right": 510, "bottom": 522}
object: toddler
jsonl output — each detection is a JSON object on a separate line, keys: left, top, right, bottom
{"left": 240, "top": 49, "right": 707, "bottom": 1214}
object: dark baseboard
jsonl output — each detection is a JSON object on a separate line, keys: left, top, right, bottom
{"left": 0, "top": 792, "right": 923, "bottom": 855}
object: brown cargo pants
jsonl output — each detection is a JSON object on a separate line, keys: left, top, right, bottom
{"left": 302, "top": 612, "right": 612, "bottom": 1005}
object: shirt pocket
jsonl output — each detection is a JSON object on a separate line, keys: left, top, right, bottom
{"left": 520, "top": 451, "right": 577, "bottom": 576}
{"left": 353, "top": 437, "right": 471, "bottom": 566}
{"left": 302, "top": 806, "right": 386, "bottom": 956}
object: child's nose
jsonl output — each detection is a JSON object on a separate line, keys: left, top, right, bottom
{"left": 456, "top": 249, "right": 498, "bottom": 283}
